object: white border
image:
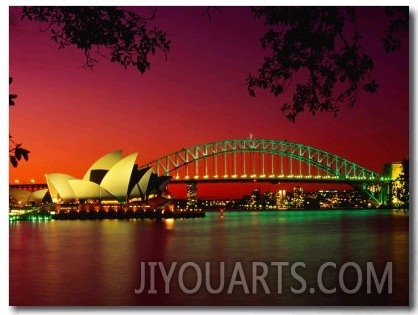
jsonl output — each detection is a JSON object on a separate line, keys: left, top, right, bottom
{"left": 2, "top": 2, "right": 416, "bottom": 315}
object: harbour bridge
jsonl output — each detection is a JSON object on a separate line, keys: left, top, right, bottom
{"left": 141, "top": 138, "right": 392, "bottom": 205}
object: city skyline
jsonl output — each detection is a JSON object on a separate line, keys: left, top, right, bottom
{"left": 9, "top": 6, "right": 409, "bottom": 198}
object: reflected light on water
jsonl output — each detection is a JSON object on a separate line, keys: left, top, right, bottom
{"left": 164, "top": 218, "right": 175, "bottom": 230}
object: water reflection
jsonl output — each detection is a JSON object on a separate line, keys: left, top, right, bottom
{"left": 164, "top": 218, "right": 175, "bottom": 230}
{"left": 10, "top": 210, "right": 408, "bottom": 306}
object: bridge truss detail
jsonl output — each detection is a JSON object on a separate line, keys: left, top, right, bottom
{"left": 141, "top": 139, "right": 390, "bottom": 204}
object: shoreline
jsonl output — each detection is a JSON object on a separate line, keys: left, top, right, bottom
{"left": 9, "top": 207, "right": 408, "bottom": 222}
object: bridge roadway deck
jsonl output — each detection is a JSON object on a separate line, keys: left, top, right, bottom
{"left": 169, "top": 177, "right": 385, "bottom": 184}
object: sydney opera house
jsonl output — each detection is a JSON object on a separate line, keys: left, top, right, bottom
{"left": 9, "top": 187, "right": 49, "bottom": 207}
{"left": 10, "top": 150, "right": 172, "bottom": 207}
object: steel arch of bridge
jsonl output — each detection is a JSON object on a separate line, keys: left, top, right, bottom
{"left": 141, "top": 139, "right": 387, "bottom": 185}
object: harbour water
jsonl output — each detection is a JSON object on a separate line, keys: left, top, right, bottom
{"left": 9, "top": 209, "right": 409, "bottom": 306}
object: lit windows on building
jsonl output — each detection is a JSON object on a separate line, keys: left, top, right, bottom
{"left": 186, "top": 182, "right": 198, "bottom": 209}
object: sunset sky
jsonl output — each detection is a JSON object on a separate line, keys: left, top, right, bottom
{"left": 8, "top": 6, "right": 409, "bottom": 198}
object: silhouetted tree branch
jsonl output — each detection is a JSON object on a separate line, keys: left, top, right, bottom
{"left": 247, "top": 6, "right": 408, "bottom": 122}
{"left": 9, "top": 77, "right": 17, "bottom": 106}
{"left": 202, "top": 6, "right": 222, "bottom": 22}
{"left": 21, "top": 6, "right": 171, "bottom": 73}
{"left": 19, "top": 6, "right": 408, "bottom": 122}
{"left": 9, "top": 77, "right": 31, "bottom": 167}
{"left": 9, "top": 135, "right": 30, "bottom": 168}
{"left": 383, "top": 7, "right": 409, "bottom": 52}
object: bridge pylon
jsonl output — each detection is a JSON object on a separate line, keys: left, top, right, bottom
{"left": 356, "top": 182, "right": 389, "bottom": 206}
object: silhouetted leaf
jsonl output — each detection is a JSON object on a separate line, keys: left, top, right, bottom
{"left": 22, "top": 152, "right": 29, "bottom": 161}
{"left": 9, "top": 135, "right": 30, "bottom": 167}
{"left": 15, "top": 148, "right": 22, "bottom": 161}
{"left": 9, "top": 76, "right": 17, "bottom": 106}
{"left": 15, "top": 147, "right": 30, "bottom": 161}
{"left": 10, "top": 156, "right": 18, "bottom": 168}
{"left": 20, "top": 148, "right": 30, "bottom": 161}
{"left": 9, "top": 94, "right": 17, "bottom": 106}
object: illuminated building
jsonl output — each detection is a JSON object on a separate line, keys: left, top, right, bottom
{"left": 251, "top": 188, "right": 261, "bottom": 201}
{"left": 292, "top": 185, "right": 304, "bottom": 208}
{"left": 382, "top": 162, "right": 405, "bottom": 207}
{"left": 275, "top": 189, "right": 287, "bottom": 208}
{"left": 293, "top": 185, "right": 303, "bottom": 196}
{"left": 186, "top": 182, "right": 198, "bottom": 209}
{"left": 44, "top": 150, "right": 171, "bottom": 204}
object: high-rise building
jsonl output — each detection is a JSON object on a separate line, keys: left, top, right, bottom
{"left": 186, "top": 182, "right": 198, "bottom": 209}
{"left": 251, "top": 188, "right": 261, "bottom": 201}
{"left": 382, "top": 162, "right": 405, "bottom": 207}
{"left": 292, "top": 186, "right": 304, "bottom": 208}
{"left": 293, "top": 185, "right": 303, "bottom": 197}
{"left": 275, "top": 189, "right": 286, "bottom": 208}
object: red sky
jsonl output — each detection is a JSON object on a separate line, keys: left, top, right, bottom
{"left": 8, "top": 6, "right": 409, "bottom": 198}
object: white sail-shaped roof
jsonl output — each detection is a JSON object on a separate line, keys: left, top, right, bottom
{"left": 82, "top": 150, "right": 123, "bottom": 181}
{"left": 130, "top": 167, "right": 153, "bottom": 198}
{"left": 9, "top": 188, "right": 31, "bottom": 204}
{"left": 100, "top": 152, "right": 138, "bottom": 202}
{"left": 45, "top": 173, "right": 76, "bottom": 203}
{"left": 28, "top": 189, "right": 48, "bottom": 203}
{"left": 68, "top": 180, "right": 113, "bottom": 200}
